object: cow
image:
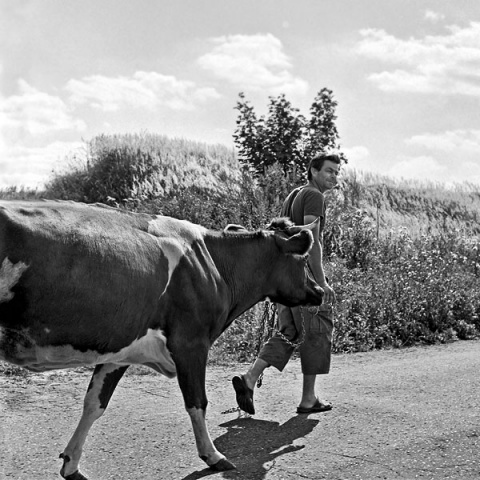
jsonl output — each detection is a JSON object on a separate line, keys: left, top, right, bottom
{"left": 0, "top": 200, "right": 324, "bottom": 479}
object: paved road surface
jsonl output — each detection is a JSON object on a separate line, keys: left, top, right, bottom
{"left": 1, "top": 340, "right": 479, "bottom": 479}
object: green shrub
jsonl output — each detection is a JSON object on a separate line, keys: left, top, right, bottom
{"left": 39, "top": 134, "right": 480, "bottom": 363}
{"left": 0, "top": 186, "right": 44, "bottom": 200}
{"left": 328, "top": 227, "right": 480, "bottom": 352}
{"left": 45, "top": 133, "right": 240, "bottom": 207}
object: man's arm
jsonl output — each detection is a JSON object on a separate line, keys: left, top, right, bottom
{"left": 304, "top": 214, "right": 336, "bottom": 304}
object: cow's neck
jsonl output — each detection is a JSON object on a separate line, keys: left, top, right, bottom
{"left": 205, "top": 233, "right": 273, "bottom": 320}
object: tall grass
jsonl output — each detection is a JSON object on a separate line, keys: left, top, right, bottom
{"left": 0, "top": 185, "right": 44, "bottom": 200}
{"left": 341, "top": 169, "right": 480, "bottom": 235}
{"left": 212, "top": 169, "right": 480, "bottom": 359}
{"left": 2, "top": 134, "right": 479, "bottom": 368}
{"left": 45, "top": 133, "right": 240, "bottom": 209}
{"left": 329, "top": 224, "right": 479, "bottom": 352}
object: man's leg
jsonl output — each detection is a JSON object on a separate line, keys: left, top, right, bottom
{"left": 242, "top": 358, "right": 269, "bottom": 390}
{"left": 299, "top": 374, "right": 318, "bottom": 408}
{"left": 233, "top": 304, "right": 297, "bottom": 414}
{"left": 296, "top": 305, "right": 334, "bottom": 412}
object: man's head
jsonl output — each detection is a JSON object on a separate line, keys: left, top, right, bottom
{"left": 308, "top": 153, "right": 341, "bottom": 193}
{"left": 307, "top": 153, "right": 341, "bottom": 180}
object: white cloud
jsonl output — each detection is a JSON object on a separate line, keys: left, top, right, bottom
{"left": 462, "top": 160, "right": 480, "bottom": 185}
{"left": 341, "top": 145, "right": 391, "bottom": 180}
{"left": 342, "top": 145, "right": 370, "bottom": 167}
{"left": 0, "top": 141, "right": 84, "bottom": 188}
{"left": 66, "top": 71, "right": 220, "bottom": 112}
{"left": 198, "top": 33, "right": 309, "bottom": 95}
{"left": 396, "top": 131, "right": 480, "bottom": 185}
{"left": 355, "top": 22, "right": 480, "bottom": 96}
{"left": 367, "top": 70, "right": 445, "bottom": 94}
{"left": 424, "top": 10, "right": 445, "bottom": 23}
{"left": 388, "top": 155, "right": 448, "bottom": 182}
{"left": 0, "top": 80, "right": 86, "bottom": 136}
{"left": 0, "top": 80, "right": 87, "bottom": 188}
{"left": 406, "top": 129, "right": 480, "bottom": 155}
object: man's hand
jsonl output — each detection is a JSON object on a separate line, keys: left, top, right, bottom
{"left": 322, "top": 283, "right": 336, "bottom": 305}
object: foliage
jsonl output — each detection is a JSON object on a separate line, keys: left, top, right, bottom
{"left": 232, "top": 93, "right": 265, "bottom": 173}
{"left": 1, "top": 133, "right": 473, "bottom": 369}
{"left": 302, "top": 88, "right": 343, "bottom": 169}
{"left": 342, "top": 170, "right": 480, "bottom": 235}
{"left": 233, "top": 89, "right": 345, "bottom": 176}
{"left": 210, "top": 303, "right": 267, "bottom": 364}
{"left": 45, "top": 133, "right": 239, "bottom": 208}
{"left": 215, "top": 170, "right": 480, "bottom": 359}
{"left": 302, "top": 169, "right": 480, "bottom": 352}
{"left": 262, "top": 94, "right": 305, "bottom": 174}
{"left": 329, "top": 227, "right": 480, "bottom": 352}
{"left": 0, "top": 186, "right": 44, "bottom": 200}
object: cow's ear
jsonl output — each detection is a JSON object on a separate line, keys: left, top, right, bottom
{"left": 286, "top": 217, "right": 320, "bottom": 239}
{"left": 276, "top": 230, "right": 313, "bottom": 255}
{"left": 295, "top": 217, "right": 320, "bottom": 244}
{"left": 224, "top": 224, "right": 248, "bottom": 234}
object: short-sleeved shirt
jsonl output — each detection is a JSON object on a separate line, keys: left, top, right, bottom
{"left": 280, "top": 186, "right": 326, "bottom": 235}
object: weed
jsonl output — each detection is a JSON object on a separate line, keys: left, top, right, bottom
{"left": 2, "top": 134, "right": 478, "bottom": 364}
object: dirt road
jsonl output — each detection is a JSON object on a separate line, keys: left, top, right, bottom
{"left": 1, "top": 340, "right": 479, "bottom": 480}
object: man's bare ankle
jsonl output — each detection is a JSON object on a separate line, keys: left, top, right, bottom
{"left": 244, "top": 373, "right": 256, "bottom": 390}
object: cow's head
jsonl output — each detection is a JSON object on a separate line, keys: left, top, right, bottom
{"left": 264, "top": 217, "right": 324, "bottom": 307}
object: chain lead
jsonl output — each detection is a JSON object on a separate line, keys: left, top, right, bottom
{"left": 255, "top": 301, "right": 308, "bottom": 388}
{"left": 273, "top": 306, "right": 307, "bottom": 349}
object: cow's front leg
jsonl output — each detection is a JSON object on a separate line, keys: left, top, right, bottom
{"left": 59, "top": 363, "right": 128, "bottom": 479}
{"left": 174, "top": 342, "right": 235, "bottom": 471}
{"left": 187, "top": 407, "right": 235, "bottom": 471}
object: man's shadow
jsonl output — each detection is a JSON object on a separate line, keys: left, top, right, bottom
{"left": 181, "top": 414, "right": 319, "bottom": 480}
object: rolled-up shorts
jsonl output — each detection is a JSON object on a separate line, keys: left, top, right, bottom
{"left": 258, "top": 303, "right": 333, "bottom": 375}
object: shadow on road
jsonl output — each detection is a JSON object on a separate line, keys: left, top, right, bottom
{"left": 181, "top": 415, "right": 320, "bottom": 480}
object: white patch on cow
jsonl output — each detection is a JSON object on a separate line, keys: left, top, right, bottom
{"left": 0, "top": 257, "right": 28, "bottom": 303}
{"left": 1, "top": 327, "right": 177, "bottom": 377}
{"left": 104, "top": 328, "right": 177, "bottom": 377}
{"left": 187, "top": 406, "right": 226, "bottom": 466}
{"left": 147, "top": 216, "right": 207, "bottom": 297}
{"left": 44, "top": 328, "right": 51, "bottom": 334}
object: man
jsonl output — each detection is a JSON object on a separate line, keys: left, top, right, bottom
{"left": 232, "top": 153, "right": 341, "bottom": 414}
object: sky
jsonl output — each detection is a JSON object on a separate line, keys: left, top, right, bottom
{"left": 1, "top": 0, "right": 480, "bottom": 189}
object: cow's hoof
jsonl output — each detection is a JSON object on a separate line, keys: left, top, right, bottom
{"left": 63, "top": 471, "right": 89, "bottom": 480}
{"left": 210, "top": 458, "right": 236, "bottom": 471}
{"left": 59, "top": 455, "right": 88, "bottom": 480}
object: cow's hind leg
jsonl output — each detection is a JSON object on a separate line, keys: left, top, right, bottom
{"left": 59, "top": 363, "right": 128, "bottom": 480}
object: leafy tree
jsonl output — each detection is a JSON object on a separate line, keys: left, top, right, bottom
{"left": 233, "top": 89, "right": 346, "bottom": 176}
{"left": 233, "top": 93, "right": 266, "bottom": 172}
{"left": 263, "top": 94, "right": 305, "bottom": 174}
{"left": 303, "top": 88, "right": 343, "bottom": 169}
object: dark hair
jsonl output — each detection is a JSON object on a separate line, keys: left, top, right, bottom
{"left": 307, "top": 153, "right": 341, "bottom": 180}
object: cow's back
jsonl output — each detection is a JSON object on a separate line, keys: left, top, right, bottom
{"left": 0, "top": 201, "right": 171, "bottom": 353}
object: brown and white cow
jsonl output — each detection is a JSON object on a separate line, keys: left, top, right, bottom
{"left": 0, "top": 200, "right": 323, "bottom": 479}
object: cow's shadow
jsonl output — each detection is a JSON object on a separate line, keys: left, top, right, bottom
{"left": 181, "top": 415, "right": 319, "bottom": 479}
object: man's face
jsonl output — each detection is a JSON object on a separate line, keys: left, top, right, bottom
{"left": 312, "top": 160, "right": 341, "bottom": 193}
